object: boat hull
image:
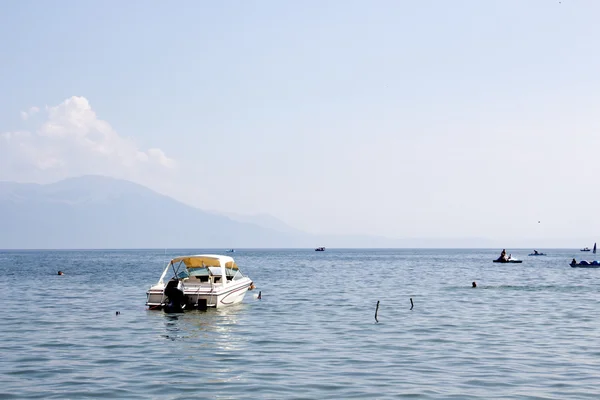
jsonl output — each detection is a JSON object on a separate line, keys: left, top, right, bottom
{"left": 493, "top": 260, "right": 523, "bottom": 263}
{"left": 146, "top": 278, "right": 253, "bottom": 310}
{"left": 571, "top": 263, "right": 600, "bottom": 268}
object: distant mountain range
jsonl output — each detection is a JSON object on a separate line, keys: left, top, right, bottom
{"left": 0, "top": 175, "right": 493, "bottom": 249}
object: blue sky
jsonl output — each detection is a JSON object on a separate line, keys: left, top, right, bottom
{"left": 1, "top": 1, "right": 599, "bottom": 245}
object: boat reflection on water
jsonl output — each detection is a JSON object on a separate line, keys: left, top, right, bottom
{"left": 159, "top": 304, "right": 248, "bottom": 351}
{"left": 158, "top": 307, "right": 249, "bottom": 383}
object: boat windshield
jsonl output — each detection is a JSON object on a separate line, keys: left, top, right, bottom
{"left": 188, "top": 266, "right": 222, "bottom": 276}
{"left": 226, "top": 267, "right": 244, "bottom": 281}
{"left": 177, "top": 270, "right": 189, "bottom": 279}
{"left": 167, "top": 257, "right": 245, "bottom": 282}
{"left": 188, "top": 269, "right": 208, "bottom": 277}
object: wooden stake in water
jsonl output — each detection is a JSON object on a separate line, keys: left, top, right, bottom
{"left": 410, "top": 298, "right": 414, "bottom": 310}
{"left": 375, "top": 300, "right": 380, "bottom": 323}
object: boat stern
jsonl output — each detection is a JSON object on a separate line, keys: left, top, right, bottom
{"left": 146, "top": 283, "right": 165, "bottom": 308}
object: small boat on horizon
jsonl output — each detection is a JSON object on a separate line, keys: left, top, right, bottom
{"left": 315, "top": 247, "right": 325, "bottom": 252}
{"left": 570, "top": 259, "right": 600, "bottom": 268}
{"left": 494, "top": 249, "right": 521, "bottom": 263}
{"left": 493, "top": 258, "right": 523, "bottom": 263}
{"left": 528, "top": 250, "right": 546, "bottom": 256}
{"left": 581, "top": 246, "right": 592, "bottom": 252}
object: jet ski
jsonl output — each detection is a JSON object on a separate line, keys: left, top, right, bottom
{"left": 570, "top": 260, "right": 600, "bottom": 268}
{"left": 493, "top": 257, "right": 523, "bottom": 263}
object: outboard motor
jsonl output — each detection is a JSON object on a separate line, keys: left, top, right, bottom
{"left": 164, "top": 279, "right": 186, "bottom": 313}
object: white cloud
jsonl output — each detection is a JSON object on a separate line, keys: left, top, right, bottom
{"left": 20, "top": 106, "right": 40, "bottom": 120}
{"left": 147, "top": 148, "right": 176, "bottom": 168}
{"left": 1, "top": 96, "right": 175, "bottom": 182}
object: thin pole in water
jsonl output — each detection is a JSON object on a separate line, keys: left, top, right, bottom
{"left": 375, "top": 300, "right": 380, "bottom": 323}
{"left": 410, "top": 298, "right": 414, "bottom": 310}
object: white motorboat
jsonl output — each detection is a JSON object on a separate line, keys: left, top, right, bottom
{"left": 146, "top": 254, "right": 254, "bottom": 311}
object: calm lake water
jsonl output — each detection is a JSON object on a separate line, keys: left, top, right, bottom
{"left": 1, "top": 248, "right": 599, "bottom": 399}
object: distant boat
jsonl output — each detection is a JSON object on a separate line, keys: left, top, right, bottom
{"left": 528, "top": 251, "right": 546, "bottom": 256}
{"left": 315, "top": 247, "right": 325, "bottom": 252}
{"left": 226, "top": 249, "right": 235, "bottom": 253}
{"left": 493, "top": 258, "right": 523, "bottom": 263}
{"left": 581, "top": 247, "right": 591, "bottom": 252}
{"left": 570, "top": 260, "right": 600, "bottom": 268}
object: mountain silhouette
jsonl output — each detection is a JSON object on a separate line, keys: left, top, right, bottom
{"left": 0, "top": 175, "right": 307, "bottom": 249}
{"left": 0, "top": 175, "right": 494, "bottom": 249}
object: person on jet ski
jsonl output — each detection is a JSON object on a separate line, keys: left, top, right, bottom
{"left": 498, "top": 249, "right": 508, "bottom": 262}
{"left": 533, "top": 250, "right": 539, "bottom": 255}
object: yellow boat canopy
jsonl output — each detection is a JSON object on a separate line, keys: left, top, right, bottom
{"left": 170, "top": 254, "right": 239, "bottom": 270}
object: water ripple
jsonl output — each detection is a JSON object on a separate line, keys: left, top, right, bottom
{"left": 1, "top": 248, "right": 600, "bottom": 399}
